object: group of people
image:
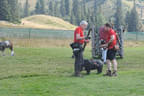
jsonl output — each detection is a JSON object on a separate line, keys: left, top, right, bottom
{"left": 73, "top": 20, "right": 118, "bottom": 77}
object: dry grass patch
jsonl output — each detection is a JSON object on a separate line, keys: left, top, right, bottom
{"left": 1, "top": 37, "right": 143, "bottom": 48}
{"left": 0, "top": 15, "right": 76, "bottom": 30}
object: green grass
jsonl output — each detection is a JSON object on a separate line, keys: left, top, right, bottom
{"left": 0, "top": 47, "right": 144, "bottom": 96}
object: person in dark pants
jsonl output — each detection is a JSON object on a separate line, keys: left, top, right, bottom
{"left": 73, "top": 20, "right": 89, "bottom": 77}
{"left": 101, "top": 23, "right": 118, "bottom": 77}
{"left": 74, "top": 44, "right": 83, "bottom": 76}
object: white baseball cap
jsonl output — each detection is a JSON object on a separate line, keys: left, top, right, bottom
{"left": 80, "top": 20, "right": 88, "bottom": 26}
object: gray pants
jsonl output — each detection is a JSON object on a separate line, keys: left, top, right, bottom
{"left": 101, "top": 48, "right": 107, "bottom": 63}
{"left": 74, "top": 50, "right": 84, "bottom": 76}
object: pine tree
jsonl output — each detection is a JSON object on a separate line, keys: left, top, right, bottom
{"left": 87, "top": 8, "right": 92, "bottom": 28}
{"left": 72, "top": 0, "right": 81, "bottom": 25}
{"left": 18, "top": 2, "right": 24, "bottom": 18}
{"left": 128, "top": 0, "right": 141, "bottom": 32}
{"left": 94, "top": 0, "right": 98, "bottom": 13}
{"left": 81, "top": 0, "right": 87, "bottom": 20}
{"left": 70, "top": 12, "right": 76, "bottom": 24}
{"left": 0, "top": 0, "right": 11, "bottom": 21}
{"left": 24, "top": 0, "right": 30, "bottom": 17}
{"left": 95, "top": 12, "right": 106, "bottom": 30}
{"left": 39, "top": 0, "right": 45, "bottom": 14}
{"left": 114, "top": 0, "right": 124, "bottom": 30}
{"left": 60, "top": 0, "right": 66, "bottom": 17}
{"left": 35, "top": 0, "right": 41, "bottom": 14}
{"left": 65, "top": 0, "right": 72, "bottom": 16}
{"left": 48, "top": 1, "right": 55, "bottom": 16}
{"left": 35, "top": 0, "right": 45, "bottom": 14}
{"left": 83, "top": 0, "right": 87, "bottom": 15}
{"left": 54, "top": 2, "right": 60, "bottom": 17}
{"left": 8, "top": 0, "right": 20, "bottom": 23}
{"left": 125, "top": 11, "right": 130, "bottom": 31}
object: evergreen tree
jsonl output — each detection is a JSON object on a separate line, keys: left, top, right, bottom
{"left": 65, "top": 0, "right": 72, "bottom": 16}
{"left": 48, "top": 1, "right": 55, "bottom": 16}
{"left": 70, "top": 12, "right": 76, "bottom": 24}
{"left": 39, "top": 0, "right": 45, "bottom": 14}
{"left": 114, "top": 0, "right": 124, "bottom": 30}
{"left": 54, "top": 2, "right": 60, "bottom": 17}
{"left": 81, "top": 0, "right": 87, "bottom": 20}
{"left": 60, "top": 0, "right": 66, "bottom": 16}
{"left": 72, "top": 0, "right": 81, "bottom": 25}
{"left": 95, "top": 12, "right": 106, "bottom": 30}
{"left": 125, "top": 11, "right": 130, "bottom": 31}
{"left": 83, "top": 0, "right": 87, "bottom": 15}
{"left": 87, "top": 8, "right": 92, "bottom": 28}
{"left": 35, "top": 0, "right": 41, "bottom": 14}
{"left": 18, "top": 2, "right": 24, "bottom": 18}
{"left": 35, "top": 0, "right": 45, "bottom": 14}
{"left": 24, "top": 0, "right": 30, "bottom": 17}
{"left": 0, "top": 0, "right": 11, "bottom": 21}
{"left": 8, "top": 0, "right": 20, "bottom": 23}
{"left": 87, "top": 5, "right": 106, "bottom": 29}
{"left": 94, "top": 0, "right": 98, "bottom": 13}
{"left": 128, "top": 0, "right": 141, "bottom": 32}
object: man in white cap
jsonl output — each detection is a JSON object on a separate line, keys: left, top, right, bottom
{"left": 73, "top": 20, "right": 89, "bottom": 77}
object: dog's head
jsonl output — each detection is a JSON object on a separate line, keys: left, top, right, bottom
{"left": 83, "top": 59, "right": 91, "bottom": 66}
{"left": 83, "top": 59, "right": 91, "bottom": 70}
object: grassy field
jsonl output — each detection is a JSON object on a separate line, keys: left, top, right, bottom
{"left": 0, "top": 46, "right": 144, "bottom": 96}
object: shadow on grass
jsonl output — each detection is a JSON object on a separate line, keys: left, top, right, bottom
{"left": 68, "top": 72, "right": 102, "bottom": 78}
{"left": 0, "top": 74, "right": 51, "bottom": 80}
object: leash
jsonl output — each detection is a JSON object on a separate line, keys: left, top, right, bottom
{"left": 83, "top": 28, "right": 92, "bottom": 51}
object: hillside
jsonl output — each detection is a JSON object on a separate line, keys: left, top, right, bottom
{"left": 0, "top": 15, "right": 76, "bottom": 30}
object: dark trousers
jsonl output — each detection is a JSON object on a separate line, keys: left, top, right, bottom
{"left": 74, "top": 50, "right": 84, "bottom": 76}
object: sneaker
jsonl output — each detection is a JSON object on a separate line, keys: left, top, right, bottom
{"left": 72, "top": 55, "right": 75, "bottom": 58}
{"left": 112, "top": 71, "right": 117, "bottom": 77}
{"left": 104, "top": 70, "right": 112, "bottom": 76}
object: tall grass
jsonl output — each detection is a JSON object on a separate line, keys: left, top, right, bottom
{"left": 1, "top": 37, "right": 144, "bottom": 48}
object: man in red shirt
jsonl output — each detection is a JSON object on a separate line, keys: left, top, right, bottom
{"left": 101, "top": 23, "right": 118, "bottom": 77}
{"left": 73, "top": 20, "right": 89, "bottom": 77}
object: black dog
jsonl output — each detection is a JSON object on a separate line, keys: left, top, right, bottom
{"left": 82, "top": 59, "right": 103, "bottom": 74}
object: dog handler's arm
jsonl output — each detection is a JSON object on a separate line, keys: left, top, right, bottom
{"left": 107, "top": 35, "right": 115, "bottom": 45}
{"left": 76, "top": 34, "right": 85, "bottom": 40}
{"left": 100, "top": 35, "right": 115, "bottom": 48}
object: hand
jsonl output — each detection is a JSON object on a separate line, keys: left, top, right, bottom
{"left": 100, "top": 44, "right": 108, "bottom": 48}
{"left": 85, "top": 40, "right": 89, "bottom": 43}
{"left": 85, "top": 37, "right": 91, "bottom": 40}
{"left": 89, "top": 28, "right": 92, "bottom": 31}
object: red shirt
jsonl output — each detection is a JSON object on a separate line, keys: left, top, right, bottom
{"left": 99, "top": 27, "right": 107, "bottom": 41}
{"left": 105, "top": 29, "right": 117, "bottom": 49}
{"left": 74, "top": 26, "right": 84, "bottom": 44}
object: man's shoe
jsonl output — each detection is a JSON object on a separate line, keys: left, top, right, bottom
{"left": 112, "top": 71, "right": 117, "bottom": 77}
{"left": 104, "top": 70, "right": 112, "bottom": 77}
{"left": 72, "top": 55, "right": 75, "bottom": 58}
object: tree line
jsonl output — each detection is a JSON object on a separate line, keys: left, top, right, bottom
{"left": 0, "top": 0, "right": 142, "bottom": 32}
{"left": 0, "top": 0, "right": 20, "bottom": 23}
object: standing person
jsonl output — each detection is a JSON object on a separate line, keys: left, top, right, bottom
{"left": 101, "top": 23, "right": 118, "bottom": 77}
{"left": 99, "top": 26, "right": 108, "bottom": 64}
{"left": 73, "top": 20, "right": 89, "bottom": 77}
